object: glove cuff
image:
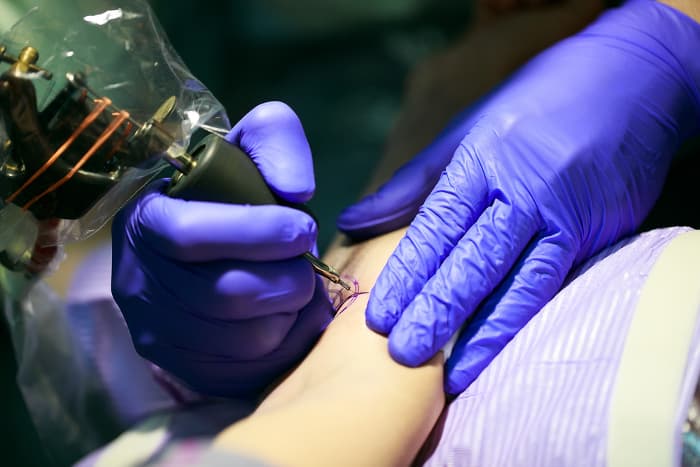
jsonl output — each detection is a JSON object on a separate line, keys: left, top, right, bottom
{"left": 588, "top": 0, "right": 700, "bottom": 138}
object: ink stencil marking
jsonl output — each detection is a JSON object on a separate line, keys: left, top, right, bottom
{"left": 328, "top": 275, "right": 367, "bottom": 316}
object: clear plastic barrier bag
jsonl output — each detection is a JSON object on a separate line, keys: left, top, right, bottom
{"left": 0, "top": 0, "right": 231, "bottom": 462}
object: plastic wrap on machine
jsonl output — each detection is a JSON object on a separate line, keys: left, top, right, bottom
{"left": 0, "top": 1, "right": 231, "bottom": 463}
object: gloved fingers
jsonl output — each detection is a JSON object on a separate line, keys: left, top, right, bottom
{"left": 145, "top": 344, "right": 296, "bottom": 398}
{"left": 142, "top": 277, "right": 332, "bottom": 397}
{"left": 135, "top": 253, "right": 317, "bottom": 321}
{"left": 365, "top": 150, "right": 491, "bottom": 334}
{"left": 139, "top": 344, "right": 289, "bottom": 397}
{"left": 129, "top": 180, "right": 317, "bottom": 262}
{"left": 338, "top": 125, "right": 468, "bottom": 239}
{"left": 227, "top": 101, "right": 315, "bottom": 203}
{"left": 263, "top": 275, "right": 334, "bottom": 365}
{"left": 386, "top": 199, "right": 539, "bottom": 366}
{"left": 444, "top": 234, "right": 574, "bottom": 394}
{"left": 130, "top": 307, "right": 298, "bottom": 362}
{"left": 123, "top": 261, "right": 319, "bottom": 360}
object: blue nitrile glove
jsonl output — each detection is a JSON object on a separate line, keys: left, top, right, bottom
{"left": 338, "top": 0, "right": 700, "bottom": 394}
{"left": 112, "top": 102, "right": 333, "bottom": 397}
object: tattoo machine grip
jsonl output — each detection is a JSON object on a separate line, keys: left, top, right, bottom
{"left": 166, "top": 133, "right": 350, "bottom": 289}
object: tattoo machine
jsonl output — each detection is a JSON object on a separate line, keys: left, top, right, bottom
{"left": 0, "top": 0, "right": 349, "bottom": 290}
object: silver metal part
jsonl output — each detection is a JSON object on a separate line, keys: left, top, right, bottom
{"left": 303, "top": 252, "right": 352, "bottom": 291}
{"left": 161, "top": 141, "right": 196, "bottom": 175}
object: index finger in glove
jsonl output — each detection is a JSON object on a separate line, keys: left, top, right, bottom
{"left": 122, "top": 180, "right": 317, "bottom": 262}
{"left": 226, "top": 101, "right": 315, "bottom": 203}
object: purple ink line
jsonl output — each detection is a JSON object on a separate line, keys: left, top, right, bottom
{"left": 329, "top": 275, "right": 368, "bottom": 316}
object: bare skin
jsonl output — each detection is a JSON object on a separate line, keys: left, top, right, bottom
{"left": 214, "top": 228, "right": 446, "bottom": 467}
{"left": 660, "top": 0, "right": 700, "bottom": 23}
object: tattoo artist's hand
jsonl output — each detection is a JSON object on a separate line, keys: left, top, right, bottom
{"left": 338, "top": 0, "right": 700, "bottom": 394}
{"left": 112, "top": 102, "right": 332, "bottom": 397}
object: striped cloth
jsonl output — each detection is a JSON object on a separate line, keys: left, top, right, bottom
{"left": 422, "top": 227, "right": 700, "bottom": 466}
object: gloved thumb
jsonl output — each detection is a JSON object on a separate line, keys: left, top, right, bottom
{"left": 337, "top": 94, "right": 493, "bottom": 239}
{"left": 337, "top": 119, "right": 469, "bottom": 239}
{"left": 335, "top": 155, "right": 438, "bottom": 239}
{"left": 226, "top": 101, "right": 315, "bottom": 204}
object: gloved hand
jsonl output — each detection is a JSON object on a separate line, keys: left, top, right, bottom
{"left": 112, "top": 101, "right": 333, "bottom": 398}
{"left": 338, "top": 0, "right": 700, "bottom": 394}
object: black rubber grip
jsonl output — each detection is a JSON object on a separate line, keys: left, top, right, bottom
{"left": 167, "top": 133, "right": 314, "bottom": 220}
{"left": 167, "top": 133, "right": 278, "bottom": 204}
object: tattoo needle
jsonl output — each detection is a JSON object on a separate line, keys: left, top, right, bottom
{"left": 303, "top": 252, "right": 352, "bottom": 291}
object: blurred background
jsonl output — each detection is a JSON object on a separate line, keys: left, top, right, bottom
{"left": 2, "top": 0, "right": 698, "bottom": 464}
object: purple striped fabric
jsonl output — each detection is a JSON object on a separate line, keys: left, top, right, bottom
{"left": 423, "top": 227, "right": 700, "bottom": 467}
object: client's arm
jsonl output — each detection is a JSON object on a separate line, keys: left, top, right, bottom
{"left": 660, "top": 0, "right": 700, "bottom": 23}
{"left": 213, "top": 229, "right": 445, "bottom": 467}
